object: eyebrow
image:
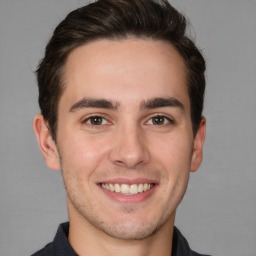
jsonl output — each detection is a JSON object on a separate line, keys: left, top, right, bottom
{"left": 69, "top": 98, "right": 119, "bottom": 112}
{"left": 69, "top": 97, "right": 184, "bottom": 112}
{"left": 141, "top": 97, "right": 184, "bottom": 111}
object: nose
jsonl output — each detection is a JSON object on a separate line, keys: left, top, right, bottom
{"left": 109, "top": 123, "right": 150, "bottom": 169}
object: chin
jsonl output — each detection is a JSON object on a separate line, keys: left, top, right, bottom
{"left": 91, "top": 212, "right": 173, "bottom": 241}
{"left": 99, "top": 222, "right": 160, "bottom": 240}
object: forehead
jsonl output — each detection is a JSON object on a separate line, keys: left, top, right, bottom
{"left": 61, "top": 38, "right": 189, "bottom": 109}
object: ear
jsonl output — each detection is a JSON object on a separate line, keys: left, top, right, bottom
{"left": 33, "top": 114, "right": 60, "bottom": 170}
{"left": 190, "top": 117, "right": 206, "bottom": 172}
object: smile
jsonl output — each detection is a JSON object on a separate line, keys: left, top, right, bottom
{"left": 100, "top": 183, "right": 154, "bottom": 195}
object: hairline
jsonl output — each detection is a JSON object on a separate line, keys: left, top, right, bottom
{"left": 52, "top": 36, "right": 193, "bottom": 140}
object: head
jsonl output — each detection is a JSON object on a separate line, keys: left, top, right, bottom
{"left": 36, "top": 0, "right": 205, "bottom": 141}
{"left": 34, "top": 0, "right": 206, "bottom": 243}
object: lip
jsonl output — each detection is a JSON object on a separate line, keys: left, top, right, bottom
{"left": 97, "top": 178, "right": 158, "bottom": 204}
{"left": 97, "top": 178, "right": 158, "bottom": 185}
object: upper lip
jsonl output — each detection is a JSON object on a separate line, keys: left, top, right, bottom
{"left": 97, "top": 178, "right": 158, "bottom": 185}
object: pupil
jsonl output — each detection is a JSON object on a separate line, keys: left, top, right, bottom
{"left": 153, "top": 116, "right": 164, "bottom": 125}
{"left": 92, "top": 117, "right": 102, "bottom": 125}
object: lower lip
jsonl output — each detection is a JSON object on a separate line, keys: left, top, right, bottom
{"left": 98, "top": 185, "right": 157, "bottom": 204}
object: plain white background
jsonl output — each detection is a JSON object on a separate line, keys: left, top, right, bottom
{"left": 0, "top": 0, "right": 255, "bottom": 255}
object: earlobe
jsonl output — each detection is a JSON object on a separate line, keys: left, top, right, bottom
{"left": 191, "top": 117, "right": 206, "bottom": 172}
{"left": 33, "top": 114, "right": 60, "bottom": 170}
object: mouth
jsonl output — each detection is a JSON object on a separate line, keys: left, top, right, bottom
{"left": 100, "top": 183, "right": 155, "bottom": 195}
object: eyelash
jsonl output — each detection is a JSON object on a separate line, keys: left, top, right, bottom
{"left": 82, "top": 115, "right": 110, "bottom": 127}
{"left": 145, "top": 115, "right": 175, "bottom": 126}
{"left": 82, "top": 114, "right": 175, "bottom": 128}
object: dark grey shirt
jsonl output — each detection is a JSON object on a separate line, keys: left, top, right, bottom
{"left": 32, "top": 222, "right": 210, "bottom": 256}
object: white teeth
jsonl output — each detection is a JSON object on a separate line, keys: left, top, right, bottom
{"left": 138, "top": 184, "right": 144, "bottom": 193}
{"left": 121, "top": 184, "right": 130, "bottom": 194}
{"left": 109, "top": 184, "right": 114, "bottom": 192}
{"left": 101, "top": 183, "right": 154, "bottom": 195}
{"left": 114, "top": 183, "right": 121, "bottom": 192}
{"left": 129, "top": 184, "right": 138, "bottom": 194}
{"left": 143, "top": 183, "right": 149, "bottom": 191}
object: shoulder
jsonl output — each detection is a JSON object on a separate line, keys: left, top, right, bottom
{"left": 31, "top": 242, "right": 54, "bottom": 256}
{"left": 173, "top": 226, "right": 211, "bottom": 256}
{"left": 31, "top": 222, "right": 78, "bottom": 256}
{"left": 191, "top": 250, "right": 211, "bottom": 256}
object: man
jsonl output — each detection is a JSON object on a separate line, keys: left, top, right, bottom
{"left": 32, "top": 0, "right": 209, "bottom": 255}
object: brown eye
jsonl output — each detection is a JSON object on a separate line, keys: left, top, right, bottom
{"left": 152, "top": 116, "right": 165, "bottom": 125}
{"left": 90, "top": 116, "right": 103, "bottom": 125}
{"left": 85, "top": 116, "right": 107, "bottom": 125}
{"left": 146, "top": 115, "right": 174, "bottom": 126}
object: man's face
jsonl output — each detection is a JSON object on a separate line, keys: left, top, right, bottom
{"left": 44, "top": 39, "right": 205, "bottom": 240}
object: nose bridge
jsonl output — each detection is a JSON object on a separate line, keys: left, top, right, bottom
{"left": 109, "top": 116, "right": 150, "bottom": 168}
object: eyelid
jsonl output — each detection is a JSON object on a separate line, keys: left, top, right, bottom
{"left": 145, "top": 114, "right": 176, "bottom": 125}
{"left": 82, "top": 114, "right": 112, "bottom": 126}
{"left": 81, "top": 113, "right": 175, "bottom": 127}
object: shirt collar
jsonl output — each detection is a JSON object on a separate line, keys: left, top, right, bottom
{"left": 53, "top": 222, "right": 197, "bottom": 256}
{"left": 53, "top": 222, "right": 78, "bottom": 256}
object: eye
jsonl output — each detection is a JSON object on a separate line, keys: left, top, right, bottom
{"left": 83, "top": 116, "right": 108, "bottom": 126}
{"left": 146, "top": 115, "right": 174, "bottom": 125}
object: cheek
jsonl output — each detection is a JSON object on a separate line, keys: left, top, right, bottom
{"left": 152, "top": 134, "right": 193, "bottom": 168}
{"left": 150, "top": 131, "right": 193, "bottom": 187}
{"left": 58, "top": 134, "right": 111, "bottom": 177}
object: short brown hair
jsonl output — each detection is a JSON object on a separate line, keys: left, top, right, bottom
{"left": 36, "top": 0, "right": 206, "bottom": 141}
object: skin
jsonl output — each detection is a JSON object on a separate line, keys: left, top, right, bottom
{"left": 34, "top": 38, "right": 206, "bottom": 256}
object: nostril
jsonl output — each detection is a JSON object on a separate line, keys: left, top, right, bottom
{"left": 114, "top": 160, "right": 126, "bottom": 167}
{"left": 109, "top": 136, "right": 150, "bottom": 168}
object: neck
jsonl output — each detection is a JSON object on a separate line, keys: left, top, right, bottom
{"left": 68, "top": 204, "right": 175, "bottom": 256}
